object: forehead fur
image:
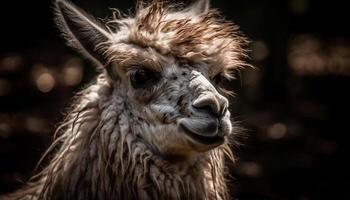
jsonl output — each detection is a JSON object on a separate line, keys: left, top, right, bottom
{"left": 105, "top": 0, "right": 248, "bottom": 76}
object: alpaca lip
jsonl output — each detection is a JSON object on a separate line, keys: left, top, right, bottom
{"left": 179, "top": 123, "right": 224, "bottom": 146}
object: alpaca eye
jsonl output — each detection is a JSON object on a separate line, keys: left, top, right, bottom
{"left": 213, "top": 74, "right": 223, "bottom": 85}
{"left": 130, "top": 68, "right": 159, "bottom": 89}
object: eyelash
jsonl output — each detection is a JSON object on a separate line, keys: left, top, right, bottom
{"left": 128, "top": 67, "right": 160, "bottom": 89}
{"left": 213, "top": 73, "right": 224, "bottom": 85}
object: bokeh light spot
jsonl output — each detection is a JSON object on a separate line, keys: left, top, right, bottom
{"left": 0, "top": 79, "right": 11, "bottom": 96}
{"left": 251, "top": 40, "right": 269, "bottom": 62}
{"left": 267, "top": 122, "right": 287, "bottom": 139}
{"left": 36, "top": 73, "right": 55, "bottom": 93}
{"left": 288, "top": 35, "right": 350, "bottom": 76}
{"left": 236, "top": 161, "right": 262, "bottom": 177}
{"left": 0, "top": 54, "right": 23, "bottom": 71}
{"left": 0, "top": 123, "right": 11, "bottom": 138}
{"left": 289, "top": 0, "right": 309, "bottom": 15}
{"left": 25, "top": 117, "right": 46, "bottom": 133}
{"left": 62, "top": 58, "right": 83, "bottom": 86}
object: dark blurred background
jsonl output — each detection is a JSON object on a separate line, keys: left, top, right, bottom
{"left": 0, "top": 0, "right": 349, "bottom": 199}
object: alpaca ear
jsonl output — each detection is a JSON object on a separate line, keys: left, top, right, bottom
{"left": 188, "top": 0, "right": 210, "bottom": 14}
{"left": 54, "top": 0, "right": 112, "bottom": 67}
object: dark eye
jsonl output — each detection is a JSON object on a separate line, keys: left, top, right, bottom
{"left": 129, "top": 68, "right": 160, "bottom": 89}
{"left": 213, "top": 73, "right": 223, "bottom": 85}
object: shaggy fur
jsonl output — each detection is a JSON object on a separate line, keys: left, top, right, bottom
{"left": 104, "top": 0, "right": 249, "bottom": 80}
{"left": 5, "top": 0, "right": 248, "bottom": 199}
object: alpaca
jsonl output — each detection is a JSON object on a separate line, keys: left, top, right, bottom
{"left": 6, "top": 0, "right": 248, "bottom": 199}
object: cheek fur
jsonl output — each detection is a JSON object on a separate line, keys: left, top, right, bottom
{"left": 129, "top": 89, "right": 155, "bottom": 104}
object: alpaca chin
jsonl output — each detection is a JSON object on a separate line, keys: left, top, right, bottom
{"left": 139, "top": 123, "right": 199, "bottom": 158}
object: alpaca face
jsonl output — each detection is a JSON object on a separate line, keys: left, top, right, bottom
{"left": 55, "top": 0, "right": 246, "bottom": 156}
{"left": 118, "top": 57, "right": 233, "bottom": 154}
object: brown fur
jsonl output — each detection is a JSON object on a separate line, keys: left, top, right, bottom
{"left": 105, "top": 1, "right": 249, "bottom": 79}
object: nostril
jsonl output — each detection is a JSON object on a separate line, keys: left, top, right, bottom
{"left": 193, "top": 93, "right": 229, "bottom": 117}
{"left": 193, "top": 95, "right": 220, "bottom": 117}
{"left": 196, "top": 105, "right": 217, "bottom": 116}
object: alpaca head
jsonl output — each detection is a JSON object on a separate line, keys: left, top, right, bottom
{"left": 55, "top": 0, "right": 247, "bottom": 158}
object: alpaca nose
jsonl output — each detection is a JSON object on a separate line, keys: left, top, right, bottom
{"left": 192, "top": 92, "right": 228, "bottom": 117}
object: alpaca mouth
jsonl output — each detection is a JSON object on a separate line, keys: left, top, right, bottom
{"left": 179, "top": 123, "right": 224, "bottom": 146}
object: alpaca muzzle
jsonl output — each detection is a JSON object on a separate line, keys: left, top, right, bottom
{"left": 177, "top": 71, "right": 231, "bottom": 146}
{"left": 178, "top": 117, "right": 224, "bottom": 146}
